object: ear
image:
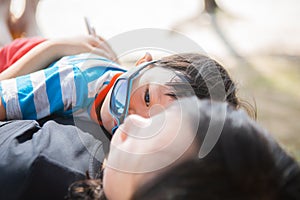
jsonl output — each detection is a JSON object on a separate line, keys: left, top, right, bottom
{"left": 135, "top": 52, "right": 153, "bottom": 66}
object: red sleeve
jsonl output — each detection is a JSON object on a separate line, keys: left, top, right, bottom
{"left": 0, "top": 37, "right": 46, "bottom": 73}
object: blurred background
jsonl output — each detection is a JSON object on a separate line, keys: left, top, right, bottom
{"left": 10, "top": 0, "right": 300, "bottom": 159}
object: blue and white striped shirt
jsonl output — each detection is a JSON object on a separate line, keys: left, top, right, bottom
{"left": 0, "top": 53, "right": 126, "bottom": 120}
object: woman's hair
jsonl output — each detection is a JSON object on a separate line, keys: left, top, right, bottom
{"left": 66, "top": 172, "right": 106, "bottom": 200}
{"left": 131, "top": 100, "right": 300, "bottom": 200}
{"left": 157, "top": 53, "right": 256, "bottom": 118}
{"left": 68, "top": 100, "right": 300, "bottom": 200}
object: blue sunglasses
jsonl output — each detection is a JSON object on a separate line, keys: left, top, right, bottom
{"left": 109, "top": 60, "right": 159, "bottom": 133}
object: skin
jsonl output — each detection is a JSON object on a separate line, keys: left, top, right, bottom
{"left": 0, "top": 35, "right": 118, "bottom": 120}
{"left": 0, "top": 35, "right": 117, "bottom": 80}
{"left": 0, "top": 34, "right": 200, "bottom": 198}
{"left": 100, "top": 53, "right": 176, "bottom": 134}
{"left": 103, "top": 98, "right": 199, "bottom": 200}
{"left": 0, "top": 50, "right": 175, "bottom": 127}
{"left": 101, "top": 56, "right": 200, "bottom": 200}
{"left": 0, "top": 0, "right": 13, "bottom": 46}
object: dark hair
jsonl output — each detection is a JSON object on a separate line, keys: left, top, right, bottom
{"left": 69, "top": 100, "right": 300, "bottom": 200}
{"left": 157, "top": 53, "right": 256, "bottom": 119}
{"left": 66, "top": 172, "right": 106, "bottom": 200}
{"left": 131, "top": 100, "right": 300, "bottom": 200}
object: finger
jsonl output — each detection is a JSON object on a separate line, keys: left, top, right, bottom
{"left": 88, "top": 36, "right": 112, "bottom": 54}
{"left": 87, "top": 35, "right": 103, "bottom": 47}
{"left": 96, "top": 39, "right": 119, "bottom": 63}
{"left": 89, "top": 36, "right": 119, "bottom": 63}
{"left": 97, "top": 35, "right": 105, "bottom": 42}
{"left": 93, "top": 40, "right": 118, "bottom": 61}
{"left": 96, "top": 35, "right": 112, "bottom": 51}
{"left": 91, "top": 47, "right": 113, "bottom": 60}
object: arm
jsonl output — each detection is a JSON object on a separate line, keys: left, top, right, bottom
{"left": 0, "top": 35, "right": 118, "bottom": 80}
{"left": 0, "top": 119, "right": 105, "bottom": 199}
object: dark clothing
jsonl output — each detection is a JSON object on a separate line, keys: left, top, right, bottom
{"left": 0, "top": 117, "right": 109, "bottom": 200}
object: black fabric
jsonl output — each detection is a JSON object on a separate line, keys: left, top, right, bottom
{"left": 38, "top": 115, "right": 111, "bottom": 156}
{"left": 0, "top": 118, "right": 108, "bottom": 200}
{"left": 22, "top": 156, "right": 85, "bottom": 200}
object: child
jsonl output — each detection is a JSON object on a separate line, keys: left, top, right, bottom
{"left": 0, "top": 44, "right": 254, "bottom": 135}
{"left": 99, "top": 53, "right": 256, "bottom": 133}
{"left": 0, "top": 51, "right": 125, "bottom": 121}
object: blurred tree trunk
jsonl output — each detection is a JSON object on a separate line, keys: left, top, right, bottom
{"left": 204, "top": 0, "right": 219, "bottom": 14}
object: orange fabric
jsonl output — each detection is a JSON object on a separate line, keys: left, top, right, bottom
{"left": 90, "top": 73, "right": 123, "bottom": 124}
{"left": 0, "top": 37, "right": 46, "bottom": 73}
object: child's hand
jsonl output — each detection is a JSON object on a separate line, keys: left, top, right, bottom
{"left": 52, "top": 35, "right": 119, "bottom": 62}
{"left": 97, "top": 35, "right": 119, "bottom": 63}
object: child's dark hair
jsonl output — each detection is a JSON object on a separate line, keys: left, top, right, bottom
{"left": 157, "top": 53, "right": 256, "bottom": 119}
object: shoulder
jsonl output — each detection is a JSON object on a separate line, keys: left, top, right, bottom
{"left": 0, "top": 119, "right": 106, "bottom": 199}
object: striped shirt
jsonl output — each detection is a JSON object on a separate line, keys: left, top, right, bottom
{"left": 0, "top": 53, "right": 126, "bottom": 120}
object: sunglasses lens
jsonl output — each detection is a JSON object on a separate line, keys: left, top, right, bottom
{"left": 111, "top": 79, "right": 128, "bottom": 117}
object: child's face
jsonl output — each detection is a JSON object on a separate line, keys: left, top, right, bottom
{"left": 101, "top": 65, "right": 177, "bottom": 134}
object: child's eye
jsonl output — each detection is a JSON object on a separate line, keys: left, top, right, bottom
{"left": 144, "top": 88, "right": 150, "bottom": 107}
